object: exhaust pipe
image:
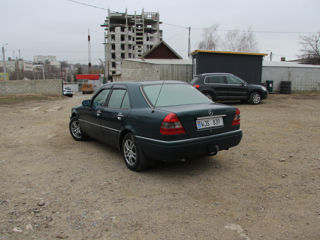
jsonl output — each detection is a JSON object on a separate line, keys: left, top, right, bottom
{"left": 208, "top": 145, "right": 219, "bottom": 156}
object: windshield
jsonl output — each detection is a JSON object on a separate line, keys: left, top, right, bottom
{"left": 142, "top": 83, "right": 212, "bottom": 107}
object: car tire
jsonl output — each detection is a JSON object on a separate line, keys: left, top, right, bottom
{"left": 69, "top": 116, "right": 87, "bottom": 141}
{"left": 249, "top": 92, "right": 261, "bottom": 104}
{"left": 122, "top": 133, "right": 147, "bottom": 171}
{"left": 204, "top": 93, "right": 213, "bottom": 100}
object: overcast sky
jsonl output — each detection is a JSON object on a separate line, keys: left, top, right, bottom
{"left": 1, "top": 0, "right": 319, "bottom": 64}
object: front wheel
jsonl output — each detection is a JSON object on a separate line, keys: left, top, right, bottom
{"left": 249, "top": 92, "right": 261, "bottom": 104}
{"left": 69, "top": 116, "right": 87, "bottom": 141}
{"left": 122, "top": 133, "right": 147, "bottom": 171}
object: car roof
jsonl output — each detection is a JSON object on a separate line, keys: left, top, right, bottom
{"left": 198, "top": 73, "right": 232, "bottom": 76}
{"left": 103, "top": 80, "right": 187, "bottom": 87}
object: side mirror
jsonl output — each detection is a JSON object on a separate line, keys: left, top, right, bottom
{"left": 82, "top": 99, "right": 91, "bottom": 107}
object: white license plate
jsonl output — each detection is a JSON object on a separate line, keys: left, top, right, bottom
{"left": 196, "top": 117, "right": 224, "bottom": 129}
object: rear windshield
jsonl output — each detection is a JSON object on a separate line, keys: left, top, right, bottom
{"left": 142, "top": 83, "right": 211, "bottom": 107}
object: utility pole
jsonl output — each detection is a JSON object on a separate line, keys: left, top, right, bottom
{"left": 2, "top": 44, "right": 8, "bottom": 81}
{"left": 42, "top": 65, "right": 45, "bottom": 80}
{"left": 88, "top": 29, "right": 92, "bottom": 73}
{"left": 266, "top": 50, "right": 273, "bottom": 62}
{"left": 188, "top": 27, "right": 191, "bottom": 57}
{"left": 104, "top": 31, "right": 108, "bottom": 82}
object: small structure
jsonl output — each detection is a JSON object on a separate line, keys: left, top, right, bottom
{"left": 76, "top": 74, "right": 102, "bottom": 92}
{"left": 142, "top": 41, "right": 182, "bottom": 59}
{"left": 192, "top": 50, "right": 267, "bottom": 84}
{"left": 262, "top": 61, "right": 320, "bottom": 92}
{"left": 113, "top": 59, "right": 192, "bottom": 82}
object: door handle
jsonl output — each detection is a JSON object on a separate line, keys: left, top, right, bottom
{"left": 96, "top": 109, "right": 102, "bottom": 117}
{"left": 117, "top": 112, "right": 124, "bottom": 120}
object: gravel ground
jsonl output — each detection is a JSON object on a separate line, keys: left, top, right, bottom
{"left": 0, "top": 93, "right": 319, "bottom": 240}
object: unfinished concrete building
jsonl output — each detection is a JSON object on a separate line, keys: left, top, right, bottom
{"left": 101, "top": 9, "right": 162, "bottom": 76}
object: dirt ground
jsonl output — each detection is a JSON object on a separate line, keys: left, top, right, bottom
{"left": 0, "top": 93, "right": 319, "bottom": 240}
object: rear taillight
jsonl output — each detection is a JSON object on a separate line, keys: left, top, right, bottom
{"left": 193, "top": 84, "right": 200, "bottom": 89}
{"left": 232, "top": 108, "right": 240, "bottom": 126}
{"left": 160, "top": 113, "right": 186, "bottom": 135}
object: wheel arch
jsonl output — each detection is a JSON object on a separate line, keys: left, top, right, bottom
{"left": 248, "top": 89, "right": 263, "bottom": 95}
{"left": 71, "top": 112, "right": 77, "bottom": 118}
{"left": 202, "top": 90, "right": 216, "bottom": 100}
{"left": 119, "top": 129, "right": 133, "bottom": 150}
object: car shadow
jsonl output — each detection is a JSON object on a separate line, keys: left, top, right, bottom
{"left": 80, "top": 137, "right": 228, "bottom": 177}
{"left": 215, "top": 100, "right": 266, "bottom": 106}
{"left": 145, "top": 155, "right": 227, "bottom": 177}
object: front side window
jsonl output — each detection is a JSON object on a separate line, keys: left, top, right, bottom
{"left": 227, "top": 76, "right": 243, "bottom": 85}
{"left": 108, "top": 89, "right": 127, "bottom": 109}
{"left": 142, "top": 84, "right": 211, "bottom": 107}
{"left": 92, "top": 89, "right": 110, "bottom": 109}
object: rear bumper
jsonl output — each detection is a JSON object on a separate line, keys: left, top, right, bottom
{"left": 135, "top": 129, "right": 242, "bottom": 161}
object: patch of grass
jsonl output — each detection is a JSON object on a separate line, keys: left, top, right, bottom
{"left": 0, "top": 94, "right": 64, "bottom": 105}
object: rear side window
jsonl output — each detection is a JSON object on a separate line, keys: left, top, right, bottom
{"left": 142, "top": 84, "right": 211, "bottom": 107}
{"left": 108, "top": 89, "right": 127, "bottom": 108}
{"left": 121, "top": 92, "right": 130, "bottom": 109}
{"left": 205, "top": 76, "right": 226, "bottom": 84}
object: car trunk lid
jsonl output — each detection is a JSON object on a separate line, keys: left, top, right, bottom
{"left": 158, "top": 103, "right": 237, "bottom": 138}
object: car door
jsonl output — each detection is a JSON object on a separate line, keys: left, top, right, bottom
{"left": 226, "top": 75, "right": 248, "bottom": 100}
{"left": 204, "top": 75, "right": 228, "bottom": 99}
{"left": 99, "top": 87, "right": 131, "bottom": 147}
{"left": 79, "top": 88, "right": 111, "bottom": 140}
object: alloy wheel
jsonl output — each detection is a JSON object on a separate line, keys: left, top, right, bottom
{"left": 252, "top": 93, "right": 261, "bottom": 104}
{"left": 123, "top": 138, "right": 137, "bottom": 166}
{"left": 71, "top": 120, "right": 82, "bottom": 139}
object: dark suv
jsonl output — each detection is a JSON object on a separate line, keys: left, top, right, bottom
{"left": 191, "top": 73, "right": 268, "bottom": 104}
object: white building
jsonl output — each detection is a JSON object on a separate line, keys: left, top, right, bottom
{"left": 33, "top": 55, "right": 57, "bottom": 64}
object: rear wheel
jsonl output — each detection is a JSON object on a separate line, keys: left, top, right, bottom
{"left": 204, "top": 93, "right": 213, "bottom": 100}
{"left": 122, "top": 133, "right": 147, "bottom": 171}
{"left": 249, "top": 92, "right": 261, "bottom": 104}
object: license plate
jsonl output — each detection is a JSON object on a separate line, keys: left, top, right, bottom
{"left": 196, "top": 117, "right": 224, "bottom": 129}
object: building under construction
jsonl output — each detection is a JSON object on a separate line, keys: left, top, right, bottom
{"left": 101, "top": 9, "right": 162, "bottom": 76}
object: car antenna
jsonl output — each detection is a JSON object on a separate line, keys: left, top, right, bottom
{"left": 152, "top": 80, "right": 166, "bottom": 113}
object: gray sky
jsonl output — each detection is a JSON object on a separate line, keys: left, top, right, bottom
{"left": 1, "top": 0, "right": 319, "bottom": 64}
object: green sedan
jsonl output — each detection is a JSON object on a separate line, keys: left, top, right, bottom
{"left": 69, "top": 81, "right": 242, "bottom": 171}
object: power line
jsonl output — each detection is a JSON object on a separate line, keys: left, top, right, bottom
{"left": 64, "top": 0, "right": 318, "bottom": 35}
{"left": 162, "top": 22, "right": 187, "bottom": 29}
{"left": 164, "top": 24, "right": 317, "bottom": 35}
{"left": 65, "top": 0, "right": 107, "bottom": 11}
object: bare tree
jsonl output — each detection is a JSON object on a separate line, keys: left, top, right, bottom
{"left": 222, "top": 28, "right": 258, "bottom": 52}
{"left": 198, "top": 24, "right": 220, "bottom": 50}
{"left": 198, "top": 26, "right": 258, "bottom": 52}
{"left": 299, "top": 31, "right": 320, "bottom": 64}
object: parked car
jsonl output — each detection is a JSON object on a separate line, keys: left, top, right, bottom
{"left": 191, "top": 73, "right": 268, "bottom": 104}
{"left": 63, "top": 87, "right": 73, "bottom": 97}
{"left": 69, "top": 81, "right": 242, "bottom": 171}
